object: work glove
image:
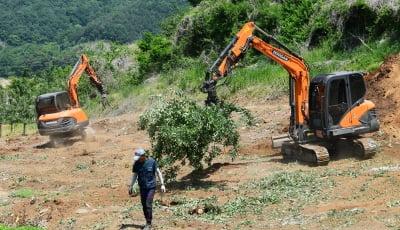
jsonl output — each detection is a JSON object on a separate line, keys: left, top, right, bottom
{"left": 161, "top": 184, "right": 166, "bottom": 193}
{"left": 101, "top": 94, "right": 108, "bottom": 107}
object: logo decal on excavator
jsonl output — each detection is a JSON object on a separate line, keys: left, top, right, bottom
{"left": 272, "top": 50, "right": 289, "bottom": 61}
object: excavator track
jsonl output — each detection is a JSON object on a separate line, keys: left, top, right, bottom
{"left": 281, "top": 142, "right": 330, "bottom": 166}
{"left": 353, "top": 137, "right": 377, "bottom": 159}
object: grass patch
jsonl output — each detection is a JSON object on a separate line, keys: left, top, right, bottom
{"left": 0, "top": 154, "right": 21, "bottom": 161}
{"left": 9, "top": 188, "right": 35, "bottom": 198}
{"left": 245, "top": 170, "right": 335, "bottom": 203}
{"left": 325, "top": 208, "right": 366, "bottom": 227}
{"left": 0, "top": 225, "right": 43, "bottom": 230}
{"left": 327, "top": 208, "right": 365, "bottom": 217}
{"left": 170, "top": 170, "right": 335, "bottom": 224}
{"left": 387, "top": 200, "right": 400, "bottom": 208}
{"left": 0, "top": 123, "right": 37, "bottom": 137}
{"left": 76, "top": 163, "right": 91, "bottom": 170}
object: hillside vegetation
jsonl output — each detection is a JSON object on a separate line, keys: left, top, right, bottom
{"left": 0, "top": 0, "right": 187, "bottom": 77}
{"left": 132, "top": 0, "right": 400, "bottom": 98}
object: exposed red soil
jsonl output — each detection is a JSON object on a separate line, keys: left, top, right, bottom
{"left": 367, "top": 53, "right": 400, "bottom": 141}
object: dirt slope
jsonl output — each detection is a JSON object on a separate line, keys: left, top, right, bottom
{"left": 367, "top": 53, "right": 400, "bottom": 140}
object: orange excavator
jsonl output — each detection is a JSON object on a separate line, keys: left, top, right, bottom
{"left": 35, "top": 54, "right": 107, "bottom": 146}
{"left": 200, "top": 22, "right": 379, "bottom": 165}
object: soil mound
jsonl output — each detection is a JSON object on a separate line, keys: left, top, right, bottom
{"left": 366, "top": 53, "right": 400, "bottom": 139}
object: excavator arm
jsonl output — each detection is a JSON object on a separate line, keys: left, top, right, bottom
{"left": 67, "top": 54, "right": 107, "bottom": 108}
{"left": 201, "top": 22, "right": 310, "bottom": 131}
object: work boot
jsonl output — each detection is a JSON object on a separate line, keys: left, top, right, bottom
{"left": 143, "top": 224, "right": 152, "bottom": 230}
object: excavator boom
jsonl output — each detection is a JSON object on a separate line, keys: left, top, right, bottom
{"left": 202, "top": 22, "right": 310, "bottom": 136}
{"left": 68, "top": 54, "right": 107, "bottom": 108}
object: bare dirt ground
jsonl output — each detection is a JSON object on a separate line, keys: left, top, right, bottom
{"left": 1, "top": 55, "right": 400, "bottom": 230}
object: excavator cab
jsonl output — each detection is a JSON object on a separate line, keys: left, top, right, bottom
{"left": 309, "top": 72, "right": 379, "bottom": 139}
{"left": 36, "top": 91, "right": 70, "bottom": 117}
{"left": 35, "top": 90, "right": 88, "bottom": 137}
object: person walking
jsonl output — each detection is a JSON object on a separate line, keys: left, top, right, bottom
{"left": 129, "top": 149, "right": 166, "bottom": 230}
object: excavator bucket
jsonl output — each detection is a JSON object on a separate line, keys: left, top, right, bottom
{"left": 271, "top": 134, "right": 292, "bottom": 148}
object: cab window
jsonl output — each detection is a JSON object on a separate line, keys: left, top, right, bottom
{"left": 328, "top": 78, "right": 348, "bottom": 125}
{"left": 349, "top": 73, "right": 366, "bottom": 104}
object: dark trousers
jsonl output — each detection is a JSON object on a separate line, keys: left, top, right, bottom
{"left": 140, "top": 187, "right": 155, "bottom": 224}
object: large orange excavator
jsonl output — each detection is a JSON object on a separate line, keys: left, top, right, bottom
{"left": 200, "top": 22, "right": 379, "bottom": 165}
{"left": 35, "top": 54, "right": 107, "bottom": 145}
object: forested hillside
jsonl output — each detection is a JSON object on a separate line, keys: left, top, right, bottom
{"left": 133, "top": 0, "right": 400, "bottom": 90}
{"left": 147, "top": 0, "right": 400, "bottom": 64}
{"left": 0, "top": 0, "right": 187, "bottom": 77}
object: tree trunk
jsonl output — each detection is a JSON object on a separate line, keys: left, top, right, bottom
{"left": 0, "top": 123, "right": 2, "bottom": 138}
{"left": 22, "top": 123, "right": 27, "bottom": 136}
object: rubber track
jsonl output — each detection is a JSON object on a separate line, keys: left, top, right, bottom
{"left": 281, "top": 142, "right": 330, "bottom": 166}
{"left": 299, "top": 143, "right": 330, "bottom": 166}
{"left": 354, "top": 137, "right": 377, "bottom": 159}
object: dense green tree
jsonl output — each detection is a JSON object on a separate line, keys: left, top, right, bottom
{"left": 136, "top": 33, "right": 177, "bottom": 75}
{"left": 6, "top": 77, "right": 37, "bottom": 134}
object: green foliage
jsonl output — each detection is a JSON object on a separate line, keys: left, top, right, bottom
{"left": 0, "top": 43, "right": 76, "bottom": 77}
{"left": 136, "top": 33, "right": 177, "bottom": 75}
{"left": 278, "top": 0, "right": 319, "bottom": 43}
{"left": 227, "top": 60, "right": 288, "bottom": 96}
{"left": 174, "top": 1, "right": 250, "bottom": 57}
{"left": 6, "top": 77, "right": 37, "bottom": 124}
{"left": 0, "top": 0, "right": 188, "bottom": 77}
{"left": 0, "top": 0, "right": 187, "bottom": 46}
{"left": 247, "top": 170, "right": 335, "bottom": 203}
{"left": 137, "top": 90, "right": 253, "bottom": 180}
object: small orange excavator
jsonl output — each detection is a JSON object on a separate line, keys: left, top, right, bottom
{"left": 200, "top": 22, "right": 379, "bottom": 165}
{"left": 35, "top": 54, "right": 107, "bottom": 146}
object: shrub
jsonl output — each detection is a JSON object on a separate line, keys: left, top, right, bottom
{"left": 137, "top": 90, "right": 253, "bottom": 180}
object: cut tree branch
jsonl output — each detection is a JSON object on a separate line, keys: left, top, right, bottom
{"left": 349, "top": 32, "right": 373, "bottom": 51}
